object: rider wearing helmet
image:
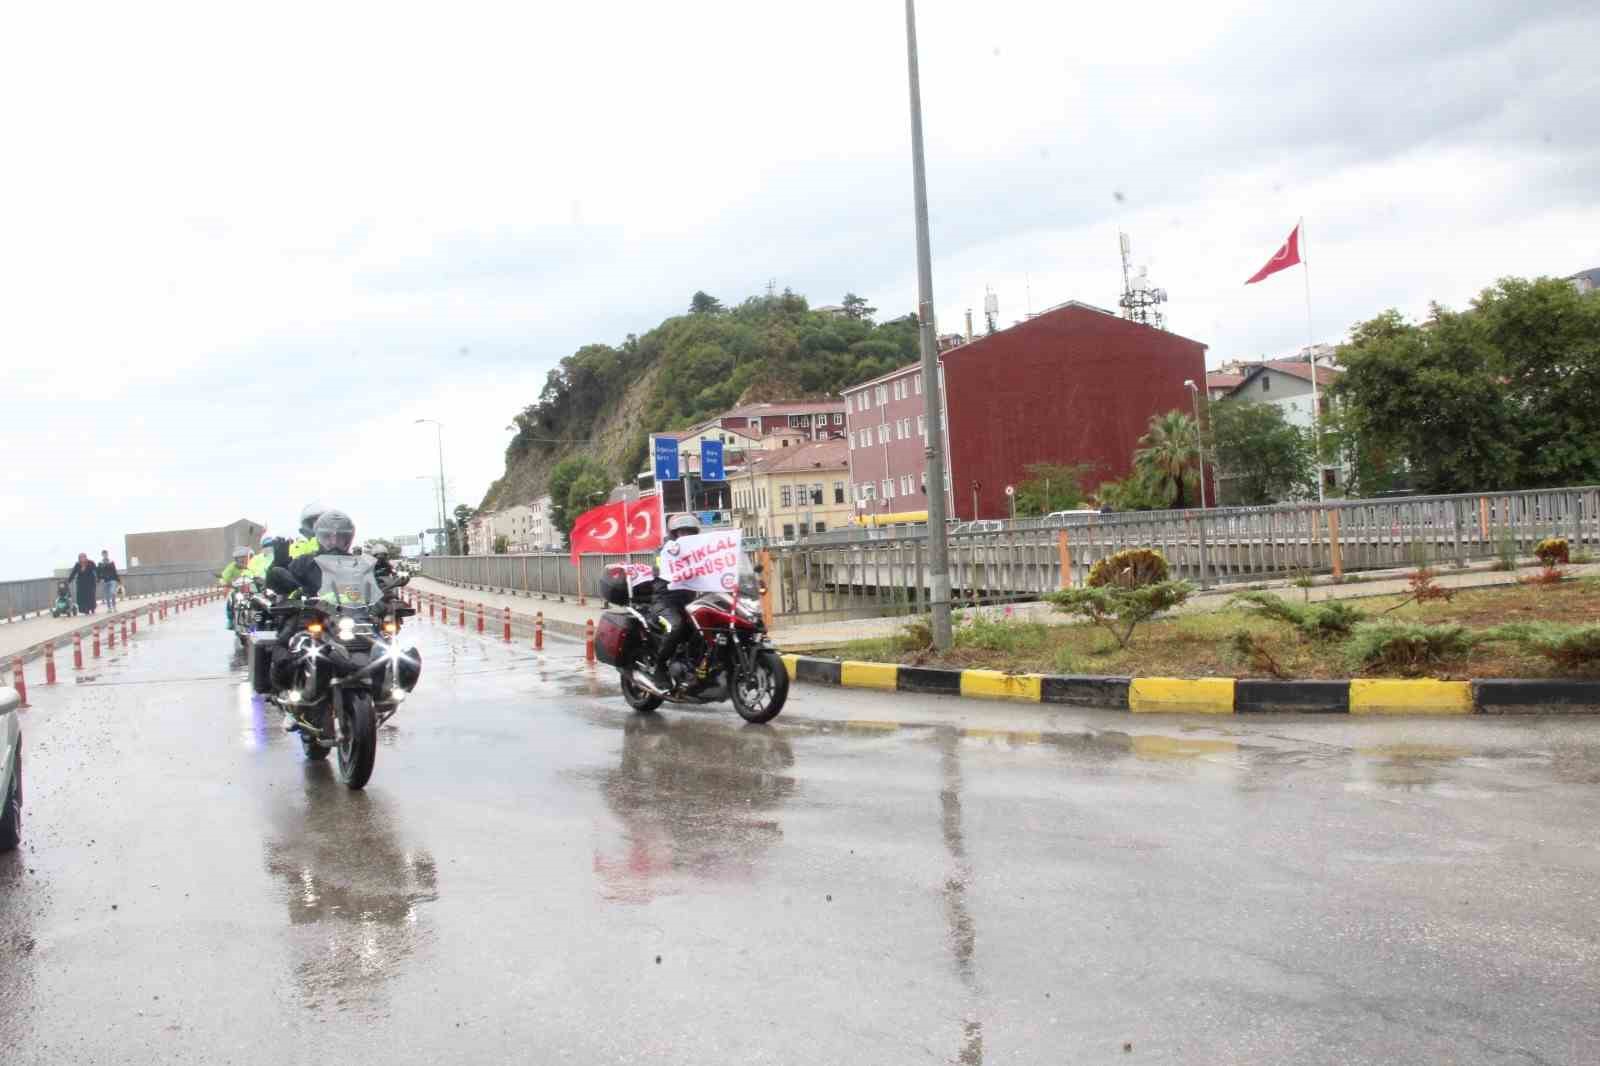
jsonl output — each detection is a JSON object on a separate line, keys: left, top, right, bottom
{"left": 247, "top": 531, "right": 278, "bottom": 582}
{"left": 653, "top": 513, "right": 705, "bottom": 692}
{"left": 289, "top": 501, "right": 329, "bottom": 559}
{"left": 284, "top": 510, "right": 362, "bottom": 599}
{"left": 218, "top": 545, "right": 254, "bottom": 629}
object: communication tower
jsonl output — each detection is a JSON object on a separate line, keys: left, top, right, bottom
{"left": 983, "top": 287, "right": 999, "bottom": 334}
{"left": 1118, "top": 232, "right": 1168, "bottom": 330}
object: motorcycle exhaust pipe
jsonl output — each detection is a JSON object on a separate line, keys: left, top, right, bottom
{"left": 630, "top": 671, "right": 667, "bottom": 698}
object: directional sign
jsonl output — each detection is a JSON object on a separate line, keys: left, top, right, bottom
{"left": 700, "top": 439, "right": 725, "bottom": 482}
{"left": 653, "top": 436, "right": 680, "bottom": 482}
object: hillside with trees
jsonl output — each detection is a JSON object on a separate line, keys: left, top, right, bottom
{"left": 479, "top": 289, "right": 919, "bottom": 511}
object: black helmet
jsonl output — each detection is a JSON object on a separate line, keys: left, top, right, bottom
{"left": 313, "top": 510, "right": 357, "bottom": 553}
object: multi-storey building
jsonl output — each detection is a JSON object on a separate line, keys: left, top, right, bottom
{"left": 730, "top": 439, "right": 853, "bottom": 542}
{"left": 843, "top": 300, "right": 1208, "bottom": 520}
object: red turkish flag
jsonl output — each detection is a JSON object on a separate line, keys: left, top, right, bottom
{"left": 1245, "top": 223, "right": 1302, "bottom": 285}
{"left": 569, "top": 492, "right": 665, "bottom": 564}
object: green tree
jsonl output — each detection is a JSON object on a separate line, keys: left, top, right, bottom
{"left": 1208, "top": 399, "right": 1316, "bottom": 505}
{"left": 689, "top": 291, "right": 723, "bottom": 314}
{"left": 841, "top": 292, "right": 877, "bottom": 321}
{"left": 547, "top": 456, "right": 611, "bottom": 535}
{"left": 493, "top": 535, "right": 510, "bottom": 554}
{"left": 1094, "top": 473, "right": 1168, "bottom": 512}
{"left": 1013, "top": 462, "right": 1092, "bottom": 516}
{"left": 1132, "top": 411, "right": 1200, "bottom": 509}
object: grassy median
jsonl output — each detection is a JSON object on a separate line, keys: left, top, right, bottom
{"left": 831, "top": 578, "right": 1600, "bottom": 680}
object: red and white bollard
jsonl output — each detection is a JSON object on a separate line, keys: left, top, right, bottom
{"left": 428, "top": 594, "right": 436, "bottom": 622}
{"left": 159, "top": 598, "right": 166, "bottom": 620}
{"left": 93, "top": 625, "right": 102, "bottom": 658}
{"left": 458, "top": 600, "right": 466, "bottom": 629}
{"left": 11, "top": 659, "right": 27, "bottom": 708}
{"left": 149, "top": 603, "right": 155, "bottom": 625}
{"left": 534, "top": 611, "right": 544, "bottom": 651}
{"left": 502, "top": 605, "right": 512, "bottom": 643}
{"left": 131, "top": 613, "right": 138, "bottom": 636}
{"left": 108, "top": 620, "right": 117, "bottom": 650}
{"left": 121, "top": 618, "right": 129, "bottom": 644}
{"left": 73, "top": 632, "right": 84, "bottom": 670}
{"left": 44, "top": 642, "right": 58, "bottom": 685}
{"left": 584, "top": 618, "right": 596, "bottom": 664}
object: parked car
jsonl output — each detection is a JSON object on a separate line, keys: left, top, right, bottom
{"left": 1045, "top": 509, "right": 1101, "bottom": 525}
{"left": 1, "top": 686, "right": 21, "bottom": 851}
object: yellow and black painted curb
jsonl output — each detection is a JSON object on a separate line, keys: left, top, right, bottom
{"left": 779, "top": 656, "right": 1600, "bottom": 716}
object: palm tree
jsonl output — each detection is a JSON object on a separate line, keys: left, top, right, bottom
{"left": 1133, "top": 411, "right": 1199, "bottom": 509}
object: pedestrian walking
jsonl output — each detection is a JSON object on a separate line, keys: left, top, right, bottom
{"left": 97, "top": 551, "right": 120, "bottom": 611}
{"left": 68, "top": 553, "right": 98, "bottom": 615}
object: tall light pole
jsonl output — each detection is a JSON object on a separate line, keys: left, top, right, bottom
{"left": 1184, "top": 380, "right": 1209, "bottom": 510}
{"left": 415, "top": 476, "right": 438, "bottom": 553}
{"left": 415, "top": 419, "right": 448, "bottom": 553}
{"left": 906, "top": 0, "right": 954, "bottom": 650}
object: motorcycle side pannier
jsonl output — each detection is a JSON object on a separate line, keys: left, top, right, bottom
{"left": 249, "top": 631, "right": 278, "bottom": 694}
{"left": 594, "top": 611, "right": 632, "bottom": 667}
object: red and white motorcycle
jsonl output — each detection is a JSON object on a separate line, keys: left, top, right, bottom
{"left": 593, "top": 557, "right": 788, "bottom": 724}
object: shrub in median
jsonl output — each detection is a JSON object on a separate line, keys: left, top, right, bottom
{"left": 1086, "top": 547, "right": 1169, "bottom": 589}
{"left": 1343, "top": 621, "right": 1477, "bottom": 675}
{"left": 1048, "top": 580, "right": 1193, "bottom": 649}
{"left": 1535, "top": 537, "right": 1570, "bottom": 567}
{"left": 1489, "top": 620, "right": 1600, "bottom": 670}
{"left": 1230, "top": 590, "right": 1365, "bottom": 640}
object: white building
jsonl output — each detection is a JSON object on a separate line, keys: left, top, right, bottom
{"left": 1225, "top": 358, "right": 1345, "bottom": 492}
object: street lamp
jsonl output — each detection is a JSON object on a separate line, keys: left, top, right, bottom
{"left": 415, "top": 476, "right": 438, "bottom": 553}
{"left": 1184, "top": 380, "right": 1209, "bottom": 510}
{"left": 415, "top": 419, "right": 448, "bottom": 552}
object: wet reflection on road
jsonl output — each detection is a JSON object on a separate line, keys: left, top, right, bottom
{"left": 262, "top": 767, "right": 439, "bottom": 1010}
{"left": 594, "top": 713, "right": 796, "bottom": 903}
{"left": 938, "top": 727, "right": 984, "bottom": 1066}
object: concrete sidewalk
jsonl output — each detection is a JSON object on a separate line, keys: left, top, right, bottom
{"left": 419, "top": 558, "right": 1600, "bottom": 652}
{"left": 0, "top": 588, "right": 216, "bottom": 665}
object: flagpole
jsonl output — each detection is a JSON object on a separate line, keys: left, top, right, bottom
{"left": 1301, "top": 216, "right": 1326, "bottom": 503}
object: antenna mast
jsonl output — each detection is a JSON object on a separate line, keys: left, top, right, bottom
{"left": 983, "top": 286, "right": 999, "bottom": 334}
{"left": 1117, "top": 232, "right": 1168, "bottom": 330}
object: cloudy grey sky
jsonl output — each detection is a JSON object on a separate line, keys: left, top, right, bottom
{"left": 3, "top": 0, "right": 1596, "bottom": 580}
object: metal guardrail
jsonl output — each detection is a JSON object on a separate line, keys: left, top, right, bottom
{"left": 2, "top": 566, "right": 222, "bottom": 622}
{"left": 419, "top": 485, "right": 1600, "bottom": 622}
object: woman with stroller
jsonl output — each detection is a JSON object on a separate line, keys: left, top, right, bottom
{"left": 67, "top": 553, "right": 98, "bottom": 615}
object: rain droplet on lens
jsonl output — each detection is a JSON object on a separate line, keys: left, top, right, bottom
{"left": 655, "top": 955, "right": 662, "bottom": 964}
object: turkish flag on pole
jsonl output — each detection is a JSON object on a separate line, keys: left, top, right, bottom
{"left": 568, "top": 492, "right": 666, "bottom": 564}
{"left": 1244, "top": 222, "right": 1302, "bottom": 285}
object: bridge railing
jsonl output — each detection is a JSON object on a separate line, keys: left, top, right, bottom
{"left": 2, "top": 565, "right": 224, "bottom": 622}
{"left": 417, "top": 485, "right": 1600, "bottom": 622}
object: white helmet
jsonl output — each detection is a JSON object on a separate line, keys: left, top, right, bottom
{"left": 232, "top": 545, "right": 251, "bottom": 561}
{"left": 299, "top": 501, "right": 330, "bottom": 538}
{"left": 668, "top": 513, "right": 701, "bottom": 538}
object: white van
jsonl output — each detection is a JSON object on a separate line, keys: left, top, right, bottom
{"left": 1046, "top": 509, "right": 1100, "bottom": 525}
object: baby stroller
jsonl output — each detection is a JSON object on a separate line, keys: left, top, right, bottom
{"left": 51, "top": 580, "right": 78, "bottom": 618}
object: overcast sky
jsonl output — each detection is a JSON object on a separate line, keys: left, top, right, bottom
{"left": 3, "top": 0, "right": 1595, "bottom": 580}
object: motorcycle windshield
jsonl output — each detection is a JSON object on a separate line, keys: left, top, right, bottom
{"left": 312, "top": 554, "right": 383, "bottom": 608}
{"left": 735, "top": 551, "right": 762, "bottom": 599}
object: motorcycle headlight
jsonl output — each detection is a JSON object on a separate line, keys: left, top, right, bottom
{"left": 336, "top": 618, "right": 357, "bottom": 642}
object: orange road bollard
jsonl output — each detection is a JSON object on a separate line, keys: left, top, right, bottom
{"left": 458, "top": 599, "right": 466, "bottom": 628}
{"left": 131, "top": 614, "right": 138, "bottom": 636}
{"left": 148, "top": 603, "right": 155, "bottom": 625}
{"left": 73, "top": 632, "right": 84, "bottom": 670}
{"left": 121, "top": 618, "right": 129, "bottom": 644}
{"left": 476, "top": 602, "right": 485, "bottom": 634}
{"left": 108, "top": 620, "right": 117, "bottom": 650}
{"left": 502, "top": 605, "right": 512, "bottom": 643}
{"left": 93, "top": 625, "right": 102, "bottom": 658}
{"left": 11, "top": 659, "right": 27, "bottom": 708}
{"left": 44, "top": 642, "right": 58, "bottom": 685}
{"left": 428, "top": 594, "right": 436, "bottom": 621}
{"left": 534, "top": 611, "right": 544, "bottom": 651}
{"left": 585, "top": 618, "right": 596, "bottom": 663}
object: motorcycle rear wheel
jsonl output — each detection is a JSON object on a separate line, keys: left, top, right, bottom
{"left": 731, "top": 649, "right": 788, "bottom": 724}
{"left": 619, "top": 669, "right": 664, "bottom": 713}
{"left": 336, "top": 691, "right": 377, "bottom": 789}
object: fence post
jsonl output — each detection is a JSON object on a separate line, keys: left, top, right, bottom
{"left": 759, "top": 550, "right": 775, "bottom": 630}
{"left": 1196, "top": 512, "right": 1211, "bottom": 589}
{"left": 1057, "top": 530, "right": 1072, "bottom": 589}
{"left": 1328, "top": 509, "right": 1344, "bottom": 580}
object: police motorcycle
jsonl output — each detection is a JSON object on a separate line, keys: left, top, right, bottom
{"left": 593, "top": 551, "right": 788, "bottom": 724}
{"left": 248, "top": 554, "right": 420, "bottom": 789}
{"left": 229, "top": 575, "right": 263, "bottom": 647}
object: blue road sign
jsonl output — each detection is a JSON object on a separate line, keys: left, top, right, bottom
{"left": 700, "top": 439, "right": 725, "bottom": 481}
{"left": 653, "top": 436, "right": 680, "bottom": 482}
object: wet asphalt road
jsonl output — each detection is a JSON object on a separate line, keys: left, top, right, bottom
{"left": 2, "top": 610, "right": 1599, "bottom": 1065}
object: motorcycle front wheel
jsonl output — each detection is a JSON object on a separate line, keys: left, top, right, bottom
{"left": 731, "top": 649, "right": 788, "bottom": 724}
{"left": 336, "top": 690, "right": 377, "bottom": 789}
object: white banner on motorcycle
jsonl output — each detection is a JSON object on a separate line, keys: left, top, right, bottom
{"left": 660, "top": 530, "right": 743, "bottom": 594}
{"left": 621, "top": 563, "right": 655, "bottom": 589}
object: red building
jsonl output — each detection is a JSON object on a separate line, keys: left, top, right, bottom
{"left": 843, "top": 301, "right": 1207, "bottom": 521}
{"left": 714, "top": 401, "right": 847, "bottom": 442}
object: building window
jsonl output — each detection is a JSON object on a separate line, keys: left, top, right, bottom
{"left": 1262, "top": 376, "right": 1270, "bottom": 392}
{"left": 833, "top": 413, "right": 843, "bottom": 425}
{"left": 920, "top": 472, "right": 926, "bottom": 493}
{"left": 748, "top": 417, "right": 760, "bottom": 429}
{"left": 783, "top": 524, "right": 795, "bottom": 540}
{"left": 833, "top": 481, "right": 845, "bottom": 504}
{"left": 815, "top": 521, "right": 827, "bottom": 533}
{"left": 811, "top": 483, "right": 823, "bottom": 505}
{"left": 918, "top": 414, "right": 926, "bottom": 436}
{"left": 848, "top": 434, "right": 855, "bottom": 451}
{"left": 781, "top": 485, "right": 793, "bottom": 508}
{"left": 882, "top": 479, "right": 894, "bottom": 499}
{"left": 861, "top": 483, "right": 876, "bottom": 501}
{"left": 876, "top": 385, "right": 888, "bottom": 404}
{"left": 901, "top": 475, "right": 913, "bottom": 495}
{"left": 878, "top": 424, "right": 889, "bottom": 444}
{"left": 915, "top": 373, "right": 923, "bottom": 394}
